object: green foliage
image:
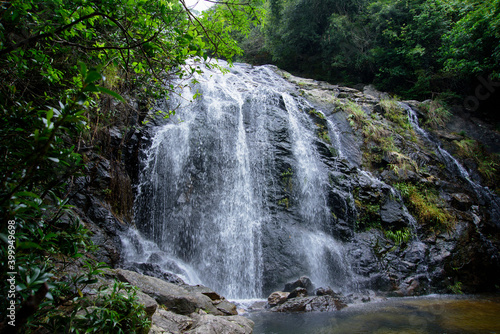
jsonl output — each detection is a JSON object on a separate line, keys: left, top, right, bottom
{"left": 1, "top": 0, "right": 258, "bottom": 331}
{"left": 239, "top": 0, "right": 499, "bottom": 101}
{"left": 69, "top": 281, "right": 150, "bottom": 334}
{"left": 388, "top": 151, "right": 419, "bottom": 177}
{"left": 309, "top": 108, "right": 325, "bottom": 119}
{"left": 380, "top": 98, "right": 412, "bottom": 133}
{"left": 421, "top": 99, "right": 452, "bottom": 129}
{"left": 385, "top": 227, "right": 412, "bottom": 246}
{"left": 278, "top": 197, "right": 290, "bottom": 208}
{"left": 354, "top": 200, "right": 381, "bottom": 232}
{"left": 395, "top": 182, "right": 453, "bottom": 230}
{"left": 341, "top": 98, "right": 417, "bottom": 171}
{"left": 440, "top": 0, "right": 500, "bottom": 79}
{"left": 453, "top": 138, "right": 500, "bottom": 190}
{"left": 281, "top": 168, "right": 294, "bottom": 192}
{"left": 448, "top": 281, "right": 464, "bottom": 294}
{"left": 315, "top": 123, "right": 331, "bottom": 144}
{"left": 343, "top": 100, "right": 367, "bottom": 128}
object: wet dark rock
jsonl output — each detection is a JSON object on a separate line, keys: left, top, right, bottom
{"left": 271, "top": 295, "right": 347, "bottom": 312}
{"left": 403, "top": 241, "right": 427, "bottom": 264}
{"left": 450, "top": 193, "right": 473, "bottom": 211}
{"left": 93, "top": 159, "right": 111, "bottom": 190}
{"left": 284, "top": 276, "right": 314, "bottom": 295}
{"left": 315, "top": 287, "right": 335, "bottom": 296}
{"left": 369, "top": 273, "right": 395, "bottom": 292}
{"left": 260, "top": 223, "right": 310, "bottom": 295}
{"left": 380, "top": 199, "right": 406, "bottom": 226}
{"left": 346, "top": 231, "right": 384, "bottom": 278}
{"left": 287, "top": 287, "right": 308, "bottom": 299}
{"left": 392, "top": 275, "right": 429, "bottom": 296}
{"left": 124, "top": 262, "right": 185, "bottom": 284}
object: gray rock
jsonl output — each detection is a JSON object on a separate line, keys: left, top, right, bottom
{"left": 315, "top": 287, "right": 334, "bottom": 296}
{"left": 380, "top": 199, "right": 405, "bottom": 225}
{"left": 403, "top": 241, "right": 427, "bottom": 264}
{"left": 267, "top": 291, "right": 290, "bottom": 306}
{"left": 136, "top": 290, "right": 158, "bottom": 319}
{"left": 450, "top": 193, "right": 473, "bottom": 211}
{"left": 115, "top": 269, "right": 222, "bottom": 316}
{"left": 124, "top": 262, "right": 185, "bottom": 284}
{"left": 306, "top": 295, "right": 347, "bottom": 311}
{"left": 287, "top": 287, "right": 308, "bottom": 299}
{"left": 271, "top": 295, "right": 347, "bottom": 312}
{"left": 150, "top": 309, "right": 194, "bottom": 334}
{"left": 284, "top": 276, "right": 314, "bottom": 294}
{"left": 186, "top": 314, "right": 254, "bottom": 334}
{"left": 182, "top": 285, "right": 222, "bottom": 301}
{"left": 214, "top": 300, "right": 238, "bottom": 316}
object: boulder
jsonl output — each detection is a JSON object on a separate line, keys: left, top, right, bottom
{"left": 307, "top": 295, "right": 347, "bottom": 311}
{"left": 315, "top": 287, "right": 334, "bottom": 296}
{"left": 271, "top": 295, "right": 347, "bottom": 312}
{"left": 136, "top": 290, "right": 158, "bottom": 319}
{"left": 186, "top": 314, "right": 254, "bottom": 334}
{"left": 115, "top": 269, "right": 222, "bottom": 316}
{"left": 124, "top": 262, "right": 185, "bottom": 284}
{"left": 403, "top": 241, "right": 427, "bottom": 264}
{"left": 287, "top": 287, "right": 308, "bottom": 299}
{"left": 267, "top": 291, "right": 290, "bottom": 306}
{"left": 284, "top": 276, "right": 314, "bottom": 294}
{"left": 182, "top": 285, "right": 222, "bottom": 301}
{"left": 214, "top": 300, "right": 238, "bottom": 316}
{"left": 271, "top": 296, "right": 313, "bottom": 312}
{"left": 150, "top": 309, "right": 194, "bottom": 334}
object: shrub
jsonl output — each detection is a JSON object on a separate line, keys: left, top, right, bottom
{"left": 454, "top": 138, "right": 500, "bottom": 188}
{"left": 395, "top": 182, "right": 453, "bottom": 230}
{"left": 44, "top": 281, "right": 151, "bottom": 334}
{"left": 421, "top": 99, "right": 452, "bottom": 129}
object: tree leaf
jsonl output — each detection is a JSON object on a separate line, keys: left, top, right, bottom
{"left": 78, "top": 61, "right": 87, "bottom": 78}
{"left": 83, "top": 83, "right": 99, "bottom": 92}
{"left": 96, "top": 85, "right": 125, "bottom": 102}
{"left": 85, "top": 71, "right": 102, "bottom": 84}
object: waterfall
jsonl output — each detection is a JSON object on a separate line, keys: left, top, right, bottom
{"left": 127, "top": 62, "right": 358, "bottom": 298}
{"left": 402, "top": 103, "right": 500, "bottom": 225}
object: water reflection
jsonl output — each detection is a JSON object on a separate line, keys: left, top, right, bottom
{"left": 248, "top": 295, "right": 500, "bottom": 333}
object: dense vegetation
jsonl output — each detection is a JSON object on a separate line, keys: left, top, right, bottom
{"left": 238, "top": 0, "right": 500, "bottom": 113}
{"left": 0, "top": 0, "right": 258, "bottom": 332}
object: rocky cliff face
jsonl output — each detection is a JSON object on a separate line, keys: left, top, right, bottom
{"left": 73, "top": 62, "right": 500, "bottom": 319}
{"left": 279, "top": 69, "right": 500, "bottom": 295}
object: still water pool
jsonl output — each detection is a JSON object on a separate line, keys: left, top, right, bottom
{"left": 246, "top": 295, "right": 500, "bottom": 334}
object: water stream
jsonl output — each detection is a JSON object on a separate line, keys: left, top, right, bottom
{"left": 128, "top": 62, "right": 358, "bottom": 298}
{"left": 249, "top": 294, "right": 500, "bottom": 333}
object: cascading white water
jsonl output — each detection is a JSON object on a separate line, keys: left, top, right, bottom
{"left": 128, "top": 62, "right": 357, "bottom": 298}
{"left": 327, "top": 119, "right": 344, "bottom": 158}
{"left": 402, "top": 103, "right": 500, "bottom": 223}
